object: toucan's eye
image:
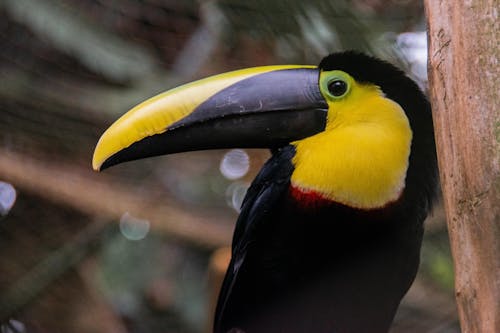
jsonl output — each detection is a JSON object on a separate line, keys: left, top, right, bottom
{"left": 319, "top": 70, "right": 352, "bottom": 100}
{"left": 328, "top": 80, "right": 348, "bottom": 97}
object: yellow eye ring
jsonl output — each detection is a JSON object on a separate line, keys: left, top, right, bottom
{"left": 320, "top": 70, "right": 352, "bottom": 100}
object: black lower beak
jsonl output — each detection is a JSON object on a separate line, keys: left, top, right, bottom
{"left": 93, "top": 66, "right": 327, "bottom": 171}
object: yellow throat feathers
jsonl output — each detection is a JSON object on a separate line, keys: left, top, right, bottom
{"left": 291, "top": 74, "right": 412, "bottom": 210}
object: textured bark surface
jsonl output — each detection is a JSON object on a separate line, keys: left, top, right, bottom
{"left": 424, "top": 1, "right": 500, "bottom": 332}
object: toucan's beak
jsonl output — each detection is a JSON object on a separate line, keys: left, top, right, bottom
{"left": 93, "top": 65, "right": 328, "bottom": 171}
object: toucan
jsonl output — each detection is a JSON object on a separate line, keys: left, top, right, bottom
{"left": 93, "top": 52, "right": 438, "bottom": 333}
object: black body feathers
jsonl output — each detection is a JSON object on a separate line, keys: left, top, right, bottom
{"left": 214, "top": 52, "right": 438, "bottom": 333}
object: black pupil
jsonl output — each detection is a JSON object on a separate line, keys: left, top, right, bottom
{"left": 328, "top": 80, "right": 347, "bottom": 97}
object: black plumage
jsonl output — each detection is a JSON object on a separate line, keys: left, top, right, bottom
{"left": 92, "top": 51, "right": 438, "bottom": 333}
{"left": 214, "top": 53, "right": 438, "bottom": 333}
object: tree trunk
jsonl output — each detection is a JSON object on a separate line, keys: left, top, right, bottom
{"left": 424, "top": 1, "right": 500, "bottom": 332}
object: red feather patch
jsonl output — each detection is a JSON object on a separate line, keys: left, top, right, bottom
{"left": 289, "top": 185, "right": 335, "bottom": 209}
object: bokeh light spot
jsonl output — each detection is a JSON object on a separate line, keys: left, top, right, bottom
{"left": 220, "top": 149, "right": 250, "bottom": 180}
{"left": 225, "top": 182, "right": 249, "bottom": 213}
{"left": 119, "top": 212, "right": 150, "bottom": 241}
{"left": 397, "top": 31, "right": 428, "bottom": 82}
{"left": 3, "top": 319, "right": 26, "bottom": 333}
{"left": 0, "top": 181, "right": 16, "bottom": 217}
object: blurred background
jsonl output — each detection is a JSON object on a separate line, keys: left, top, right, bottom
{"left": 0, "top": 0, "right": 458, "bottom": 332}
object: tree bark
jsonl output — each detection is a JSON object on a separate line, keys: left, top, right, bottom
{"left": 424, "top": 1, "right": 500, "bottom": 332}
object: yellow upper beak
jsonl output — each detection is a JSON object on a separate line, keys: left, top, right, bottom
{"left": 93, "top": 65, "right": 323, "bottom": 171}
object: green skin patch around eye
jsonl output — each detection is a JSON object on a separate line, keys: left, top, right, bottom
{"left": 319, "top": 70, "right": 353, "bottom": 100}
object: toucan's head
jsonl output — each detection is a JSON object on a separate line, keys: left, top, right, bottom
{"left": 93, "top": 52, "right": 436, "bottom": 212}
